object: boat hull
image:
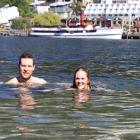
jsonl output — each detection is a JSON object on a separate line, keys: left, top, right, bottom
{"left": 29, "top": 28, "right": 122, "bottom": 39}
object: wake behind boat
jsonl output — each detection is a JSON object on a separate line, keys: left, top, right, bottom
{"left": 29, "top": 25, "right": 122, "bottom": 39}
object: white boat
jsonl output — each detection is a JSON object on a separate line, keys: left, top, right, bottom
{"left": 29, "top": 25, "right": 122, "bottom": 39}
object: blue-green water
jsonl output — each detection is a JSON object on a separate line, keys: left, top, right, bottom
{"left": 0, "top": 37, "right": 140, "bottom": 139}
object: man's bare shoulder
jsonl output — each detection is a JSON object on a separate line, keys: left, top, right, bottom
{"left": 31, "top": 76, "right": 47, "bottom": 84}
{"left": 6, "top": 77, "right": 47, "bottom": 86}
{"left": 6, "top": 77, "right": 18, "bottom": 85}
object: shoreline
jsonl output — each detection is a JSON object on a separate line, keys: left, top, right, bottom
{"left": 1, "top": 28, "right": 140, "bottom": 39}
{"left": 0, "top": 29, "right": 28, "bottom": 37}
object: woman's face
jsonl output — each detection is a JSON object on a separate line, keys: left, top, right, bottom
{"left": 75, "top": 70, "right": 89, "bottom": 90}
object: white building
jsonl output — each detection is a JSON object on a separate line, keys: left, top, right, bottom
{"left": 128, "top": 0, "right": 140, "bottom": 3}
{"left": 30, "top": 0, "right": 72, "bottom": 18}
{"left": 84, "top": 0, "right": 140, "bottom": 18}
{"left": 101, "top": 0, "right": 140, "bottom": 4}
{"left": 0, "top": 5, "right": 19, "bottom": 25}
{"left": 36, "top": 6, "right": 49, "bottom": 14}
{"left": 49, "top": 2, "right": 72, "bottom": 19}
{"left": 30, "top": 0, "right": 49, "bottom": 14}
{"left": 30, "top": 0, "right": 46, "bottom": 6}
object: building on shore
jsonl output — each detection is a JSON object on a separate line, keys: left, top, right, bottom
{"left": 30, "top": 0, "right": 73, "bottom": 19}
{"left": 29, "top": 0, "right": 50, "bottom": 14}
{"left": 84, "top": 0, "right": 140, "bottom": 28}
{"left": 32, "top": 0, "right": 140, "bottom": 21}
{"left": 0, "top": 5, "right": 19, "bottom": 27}
{"left": 84, "top": 0, "right": 140, "bottom": 18}
{"left": 49, "top": 2, "right": 72, "bottom": 19}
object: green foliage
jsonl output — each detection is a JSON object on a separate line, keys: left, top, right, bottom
{"left": 71, "top": 2, "right": 84, "bottom": 16}
{"left": 0, "top": 0, "right": 33, "bottom": 7}
{"left": 0, "top": 0, "right": 34, "bottom": 17}
{"left": 32, "top": 12, "right": 61, "bottom": 27}
{"left": 11, "top": 17, "right": 30, "bottom": 30}
{"left": 18, "top": 2, "right": 31, "bottom": 17}
{"left": 93, "top": 0, "right": 101, "bottom": 3}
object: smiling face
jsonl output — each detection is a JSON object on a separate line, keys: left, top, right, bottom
{"left": 19, "top": 58, "right": 35, "bottom": 80}
{"left": 75, "top": 69, "right": 90, "bottom": 91}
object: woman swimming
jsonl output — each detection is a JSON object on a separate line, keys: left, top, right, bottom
{"left": 71, "top": 66, "right": 114, "bottom": 93}
{"left": 71, "top": 66, "right": 93, "bottom": 91}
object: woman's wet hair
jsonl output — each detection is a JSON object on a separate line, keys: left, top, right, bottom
{"left": 18, "top": 52, "right": 35, "bottom": 66}
{"left": 71, "top": 66, "right": 91, "bottom": 89}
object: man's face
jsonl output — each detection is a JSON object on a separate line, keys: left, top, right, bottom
{"left": 19, "top": 58, "right": 35, "bottom": 80}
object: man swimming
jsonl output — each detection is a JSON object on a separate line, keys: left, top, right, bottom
{"left": 6, "top": 52, "right": 47, "bottom": 86}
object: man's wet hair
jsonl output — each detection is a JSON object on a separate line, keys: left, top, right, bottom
{"left": 18, "top": 52, "right": 35, "bottom": 66}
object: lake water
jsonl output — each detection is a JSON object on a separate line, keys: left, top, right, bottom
{"left": 0, "top": 37, "right": 140, "bottom": 140}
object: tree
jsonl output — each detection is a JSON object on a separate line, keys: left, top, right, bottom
{"left": 0, "top": 0, "right": 33, "bottom": 7}
{"left": 0, "top": 0, "right": 33, "bottom": 17}
{"left": 71, "top": 2, "right": 84, "bottom": 16}
{"left": 11, "top": 17, "right": 30, "bottom": 30}
{"left": 32, "top": 12, "right": 61, "bottom": 27}
{"left": 93, "top": 0, "right": 101, "bottom": 3}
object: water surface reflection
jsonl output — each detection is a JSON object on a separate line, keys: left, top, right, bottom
{"left": 0, "top": 37, "right": 140, "bottom": 139}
